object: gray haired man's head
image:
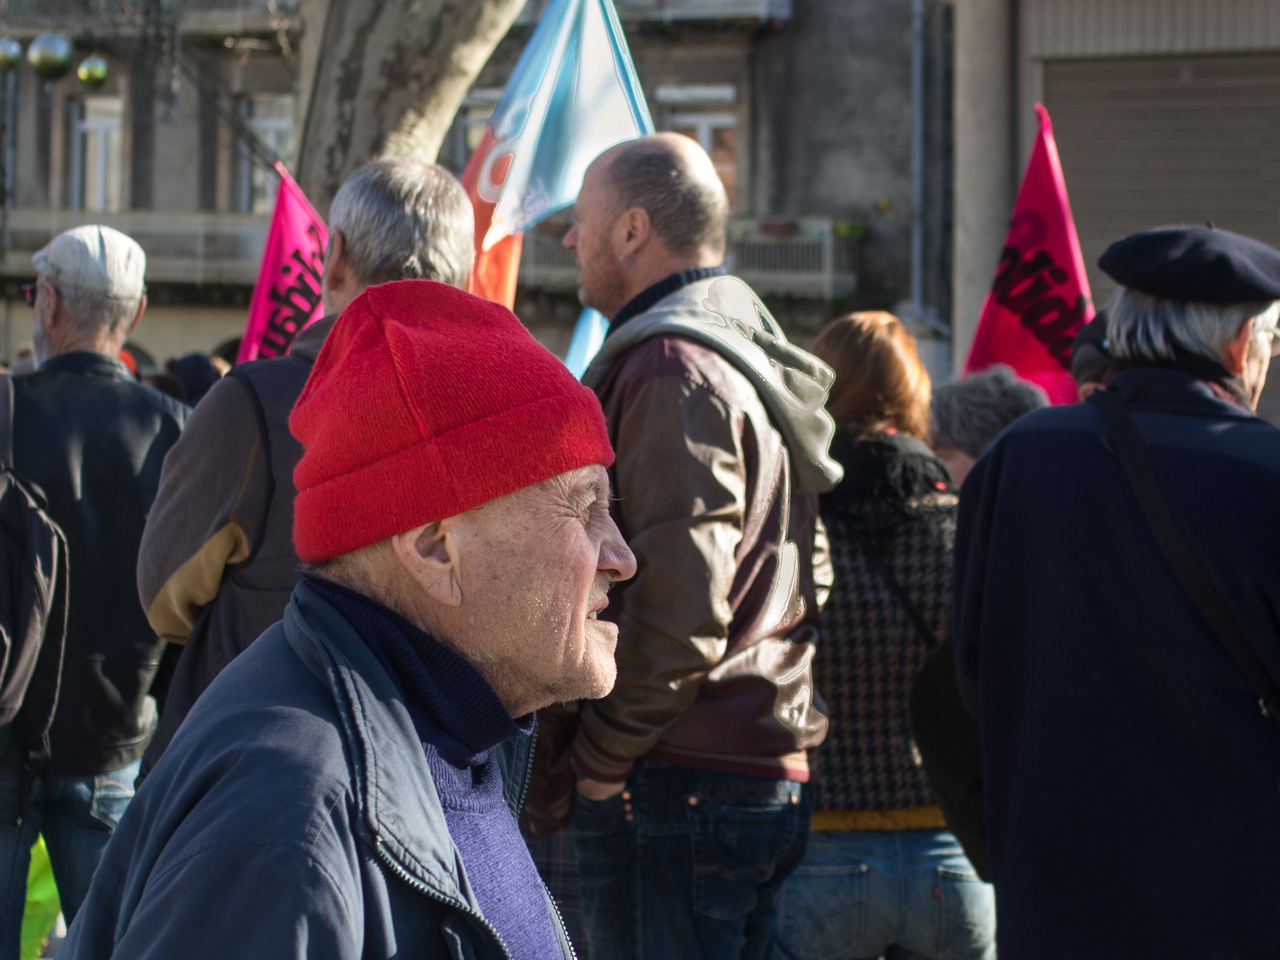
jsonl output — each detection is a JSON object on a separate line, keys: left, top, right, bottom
{"left": 31, "top": 225, "right": 147, "bottom": 363}
{"left": 931, "top": 365, "right": 1049, "bottom": 460}
{"left": 1097, "top": 225, "right": 1280, "bottom": 406}
{"left": 327, "top": 159, "right": 474, "bottom": 291}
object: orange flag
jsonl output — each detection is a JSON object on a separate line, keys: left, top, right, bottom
{"left": 461, "top": 129, "right": 523, "bottom": 308}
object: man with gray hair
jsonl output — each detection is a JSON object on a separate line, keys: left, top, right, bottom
{"left": 930, "top": 365, "right": 1048, "bottom": 486}
{"left": 136, "top": 157, "right": 473, "bottom": 777}
{"left": 0, "top": 224, "right": 186, "bottom": 955}
{"left": 953, "top": 225, "right": 1280, "bottom": 958}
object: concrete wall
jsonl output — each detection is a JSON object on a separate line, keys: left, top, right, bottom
{"left": 152, "top": 70, "right": 203, "bottom": 213}
{"left": 755, "top": 0, "right": 915, "bottom": 308}
{"left": 951, "top": 0, "right": 1014, "bottom": 372}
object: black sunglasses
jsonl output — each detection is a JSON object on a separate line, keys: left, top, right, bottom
{"left": 21, "top": 282, "right": 37, "bottom": 308}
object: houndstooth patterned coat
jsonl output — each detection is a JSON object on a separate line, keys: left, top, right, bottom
{"left": 810, "top": 431, "right": 958, "bottom": 811}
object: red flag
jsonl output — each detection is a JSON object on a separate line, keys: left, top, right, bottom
{"left": 238, "top": 162, "right": 329, "bottom": 363}
{"left": 460, "top": 127, "right": 522, "bottom": 309}
{"left": 965, "top": 104, "right": 1093, "bottom": 404}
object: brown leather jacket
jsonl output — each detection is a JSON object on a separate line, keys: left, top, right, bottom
{"left": 569, "top": 275, "right": 839, "bottom": 784}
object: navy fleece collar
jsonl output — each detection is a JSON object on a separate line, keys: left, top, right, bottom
{"left": 303, "top": 575, "right": 529, "bottom": 765}
{"left": 608, "top": 265, "right": 727, "bottom": 336}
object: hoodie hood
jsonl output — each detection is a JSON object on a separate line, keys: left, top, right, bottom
{"left": 582, "top": 275, "right": 842, "bottom": 494}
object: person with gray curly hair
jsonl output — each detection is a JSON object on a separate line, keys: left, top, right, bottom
{"left": 953, "top": 224, "right": 1280, "bottom": 959}
{"left": 930, "top": 365, "right": 1048, "bottom": 486}
{"left": 134, "top": 158, "right": 475, "bottom": 781}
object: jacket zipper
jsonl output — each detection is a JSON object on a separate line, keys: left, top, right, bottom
{"left": 374, "top": 837, "right": 521, "bottom": 960}
{"left": 520, "top": 726, "right": 577, "bottom": 960}
{"left": 542, "top": 879, "right": 579, "bottom": 960}
{"left": 517, "top": 725, "right": 536, "bottom": 818}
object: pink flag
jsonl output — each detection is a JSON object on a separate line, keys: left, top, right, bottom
{"left": 237, "top": 162, "right": 329, "bottom": 363}
{"left": 965, "top": 104, "right": 1093, "bottom": 405}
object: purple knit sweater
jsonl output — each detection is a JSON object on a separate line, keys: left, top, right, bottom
{"left": 307, "top": 577, "right": 564, "bottom": 960}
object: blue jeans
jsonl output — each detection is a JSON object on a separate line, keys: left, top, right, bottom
{"left": 772, "top": 829, "right": 995, "bottom": 960}
{"left": 573, "top": 759, "right": 811, "bottom": 960}
{"left": 0, "top": 759, "right": 140, "bottom": 960}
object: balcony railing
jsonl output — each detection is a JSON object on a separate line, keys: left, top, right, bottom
{"left": 519, "top": 217, "right": 858, "bottom": 301}
{"left": 516, "top": 0, "right": 790, "bottom": 24}
{"left": 0, "top": 209, "right": 268, "bottom": 285}
{"left": 1, "top": 210, "right": 859, "bottom": 301}
{"left": 0, "top": 0, "right": 299, "bottom": 34}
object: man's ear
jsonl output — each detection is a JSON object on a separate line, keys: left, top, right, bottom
{"left": 323, "top": 231, "right": 348, "bottom": 293}
{"left": 617, "top": 207, "right": 652, "bottom": 260}
{"left": 1225, "top": 317, "right": 1256, "bottom": 375}
{"left": 39, "top": 280, "right": 61, "bottom": 333}
{"left": 126, "top": 294, "right": 146, "bottom": 338}
{"left": 390, "top": 520, "right": 463, "bottom": 608}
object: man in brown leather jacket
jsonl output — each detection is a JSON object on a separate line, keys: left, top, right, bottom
{"left": 560, "top": 133, "right": 839, "bottom": 960}
{"left": 135, "top": 159, "right": 474, "bottom": 779}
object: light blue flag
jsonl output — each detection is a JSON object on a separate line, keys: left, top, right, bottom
{"left": 564, "top": 307, "right": 610, "bottom": 379}
{"left": 470, "top": 0, "right": 655, "bottom": 251}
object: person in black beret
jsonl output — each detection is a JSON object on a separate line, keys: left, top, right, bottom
{"left": 953, "top": 224, "right": 1280, "bottom": 960}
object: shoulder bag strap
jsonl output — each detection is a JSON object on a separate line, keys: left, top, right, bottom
{"left": 848, "top": 525, "right": 939, "bottom": 649}
{"left": 0, "top": 373, "right": 12, "bottom": 472}
{"left": 1089, "top": 388, "right": 1280, "bottom": 725}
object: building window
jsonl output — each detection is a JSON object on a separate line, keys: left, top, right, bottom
{"left": 69, "top": 96, "right": 123, "bottom": 212}
{"left": 656, "top": 84, "right": 738, "bottom": 203}
{"left": 237, "top": 94, "right": 296, "bottom": 214}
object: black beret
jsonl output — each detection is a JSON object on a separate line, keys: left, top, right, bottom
{"left": 1098, "top": 225, "right": 1280, "bottom": 304}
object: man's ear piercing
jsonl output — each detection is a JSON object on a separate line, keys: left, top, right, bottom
{"left": 619, "top": 253, "right": 636, "bottom": 270}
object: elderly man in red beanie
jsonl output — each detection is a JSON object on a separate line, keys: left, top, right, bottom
{"left": 58, "top": 280, "right": 637, "bottom": 960}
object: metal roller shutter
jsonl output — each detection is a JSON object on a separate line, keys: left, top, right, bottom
{"left": 1044, "top": 53, "right": 1280, "bottom": 422}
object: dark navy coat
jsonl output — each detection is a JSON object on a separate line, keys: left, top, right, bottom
{"left": 59, "top": 582, "right": 568, "bottom": 960}
{"left": 954, "top": 368, "right": 1280, "bottom": 960}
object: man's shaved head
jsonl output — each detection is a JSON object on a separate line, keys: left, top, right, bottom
{"left": 565, "top": 133, "right": 728, "bottom": 319}
{"left": 601, "top": 133, "right": 728, "bottom": 260}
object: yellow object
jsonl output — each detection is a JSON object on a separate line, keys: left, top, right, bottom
{"left": 810, "top": 803, "right": 948, "bottom": 832}
{"left": 21, "top": 836, "right": 60, "bottom": 960}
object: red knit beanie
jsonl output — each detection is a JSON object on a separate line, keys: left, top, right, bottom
{"left": 289, "top": 280, "right": 614, "bottom": 562}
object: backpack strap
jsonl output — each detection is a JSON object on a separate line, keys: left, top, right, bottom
{"left": 848, "top": 525, "right": 939, "bottom": 649}
{"left": 1089, "top": 388, "right": 1280, "bottom": 726}
{"left": 226, "top": 367, "right": 277, "bottom": 568}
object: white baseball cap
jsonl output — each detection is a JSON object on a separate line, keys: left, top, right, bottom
{"left": 32, "top": 224, "right": 146, "bottom": 300}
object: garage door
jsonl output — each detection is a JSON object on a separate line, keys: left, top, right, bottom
{"left": 1044, "top": 53, "right": 1280, "bottom": 421}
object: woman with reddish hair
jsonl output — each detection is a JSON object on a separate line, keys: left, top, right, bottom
{"left": 773, "top": 312, "right": 995, "bottom": 960}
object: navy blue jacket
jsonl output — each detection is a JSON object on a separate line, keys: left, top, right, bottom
{"left": 60, "top": 582, "right": 571, "bottom": 960}
{"left": 954, "top": 368, "right": 1280, "bottom": 960}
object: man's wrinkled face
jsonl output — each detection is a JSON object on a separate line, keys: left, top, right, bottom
{"left": 563, "top": 159, "right": 627, "bottom": 318}
{"left": 449, "top": 464, "right": 636, "bottom": 714}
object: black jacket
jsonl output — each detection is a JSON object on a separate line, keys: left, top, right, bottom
{"left": 954, "top": 367, "right": 1280, "bottom": 959}
{"left": 13, "top": 351, "right": 187, "bottom": 777}
{"left": 812, "top": 431, "right": 956, "bottom": 811}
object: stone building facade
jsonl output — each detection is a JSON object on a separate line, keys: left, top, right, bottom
{"left": 0, "top": 0, "right": 950, "bottom": 373}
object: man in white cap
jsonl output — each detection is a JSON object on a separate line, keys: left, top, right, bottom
{"left": 0, "top": 225, "right": 186, "bottom": 959}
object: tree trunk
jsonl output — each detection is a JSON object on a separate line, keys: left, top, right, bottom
{"left": 296, "top": 0, "right": 527, "bottom": 217}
